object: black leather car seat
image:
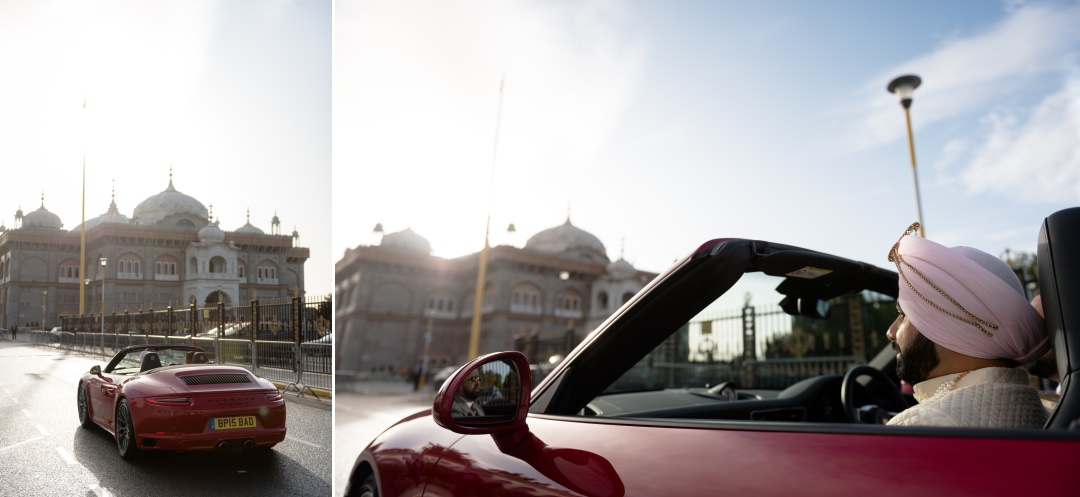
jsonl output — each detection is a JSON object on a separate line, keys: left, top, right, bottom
{"left": 1038, "top": 207, "right": 1080, "bottom": 429}
{"left": 140, "top": 352, "right": 162, "bottom": 372}
{"left": 192, "top": 352, "right": 209, "bottom": 364}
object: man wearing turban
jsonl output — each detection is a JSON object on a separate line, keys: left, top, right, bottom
{"left": 885, "top": 223, "right": 1050, "bottom": 428}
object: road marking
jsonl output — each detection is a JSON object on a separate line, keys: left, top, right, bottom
{"left": 56, "top": 447, "right": 77, "bottom": 465}
{"left": 21, "top": 408, "right": 33, "bottom": 418}
{"left": 88, "top": 484, "right": 113, "bottom": 497}
{"left": 0, "top": 436, "right": 42, "bottom": 452}
{"left": 36, "top": 424, "right": 49, "bottom": 436}
{"left": 286, "top": 436, "right": 322, "bottom": 448}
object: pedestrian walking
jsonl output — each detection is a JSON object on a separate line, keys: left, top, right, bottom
{"left": 10, "top": 323, "right": 16, "bottom": 340}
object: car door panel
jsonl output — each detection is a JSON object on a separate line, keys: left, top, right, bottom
{"left": 425, "top": 415, "right": 1077, "bottom": 496}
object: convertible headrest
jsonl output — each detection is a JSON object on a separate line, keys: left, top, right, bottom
{"left": 140, "top": 352, "right": 162, "bottom": 372}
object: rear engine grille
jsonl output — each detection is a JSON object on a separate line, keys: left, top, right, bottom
{"left": 179, "top": 373, "right": 253, "bottom": 386}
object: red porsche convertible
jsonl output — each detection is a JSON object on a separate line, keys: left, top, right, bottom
{"left": 347, "top": 208, "right": 1080, "bottom": 496}
{"left": 78, "top": 344, "right": 287, "bottom": 459}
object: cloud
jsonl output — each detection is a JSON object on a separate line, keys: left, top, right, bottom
{"left": 962, "top": 79, "right": 1080, "bottom": 202}
{"left": 844, "top": 2, "right": 1080, "bottom": 151}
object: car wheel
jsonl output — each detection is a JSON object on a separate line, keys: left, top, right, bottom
{"left": 115, "top": 399, "right": 139, "bottom": 460}
{"left": 77, "top": 382, "right": 92, "bottom": 428}
{"left": 347, "top": 474, "right": 378, "bottom": 497}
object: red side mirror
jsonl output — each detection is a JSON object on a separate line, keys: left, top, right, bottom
{"left": 433, "top": 351, "right": 531, "bottom": 441}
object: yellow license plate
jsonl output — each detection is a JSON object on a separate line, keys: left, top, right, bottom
{"left": 210, "top": 416, "right": 257, "bottom": 431}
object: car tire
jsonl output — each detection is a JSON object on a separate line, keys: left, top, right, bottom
{"left": 347, "top": 474, "right": 378, "bottom": 497}
{"left": 115, "top": 399, "right": 139, "bottom": 460}
{"left": 77, "top": 382, "right": 92, "bottom": 429}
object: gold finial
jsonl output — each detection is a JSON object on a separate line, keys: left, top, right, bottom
{"left": 246, "top": 208, "right": 250, "bottom": 223}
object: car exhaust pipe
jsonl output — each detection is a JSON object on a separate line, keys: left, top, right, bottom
{"left": 243, "top": 440, "right": 255, "bottom": 450}
{"left": 216, "top": 441, "right": 230, "bottom": 450}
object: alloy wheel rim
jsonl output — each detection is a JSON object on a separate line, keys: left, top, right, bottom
{"left": 117, "top": 404, "right": 130, "bottom": 451}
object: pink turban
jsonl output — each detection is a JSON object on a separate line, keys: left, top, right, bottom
{"left": 888, "top": 223, "right": 1048, "bottom": 363}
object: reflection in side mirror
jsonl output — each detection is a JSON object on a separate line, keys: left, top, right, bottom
{"left": 90, "top": 365, "right": 102, "bottom": 376}
{"left": 433, "top": 351, "right": 532, "bottom": 438}
{"left": 451, "top": 358, "right": 519, "bottom": 420}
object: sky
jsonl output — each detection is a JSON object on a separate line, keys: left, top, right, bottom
{"left": 335, "top": 0, "right": 1080, "bottom": 279}
{"left": 0, "top": 0, "right": 332, "bottom": 296}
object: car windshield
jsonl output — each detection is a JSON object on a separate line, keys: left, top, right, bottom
{"left": 605, "top": 271, "right": 897, "bottom": 395}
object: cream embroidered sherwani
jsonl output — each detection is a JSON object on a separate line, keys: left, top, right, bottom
{"left": 887, "top": 367, "right": 1048, "bottom": 428}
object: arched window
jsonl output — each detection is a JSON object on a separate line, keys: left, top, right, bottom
{"left": 597, "top": 291, "right": 609, "bottom": 311}
{"left": 511, "top": 284, "right": 542, "bottom": 315}
{"left": 555, "top": 290, "right": 583, "bottom": 318}
{"left": 117, "top": 254, "right": 142, "bottom": 280}
{"left": 425, "top": 293, "right": 457, "bottom": 318}
{"left": 209, "top": 256, "right": 228, "bottom": 274}
{"left": 237, "top": 261, "right": 247, "bottom": 279}
{"left": 58, "top": 260, "right": 80, "bottom": 283}
{"left": 154, "top": 256, "right": 179, "bottom": 281}
{"left": 256, "top": 261, "right": 278, "bottom": 284}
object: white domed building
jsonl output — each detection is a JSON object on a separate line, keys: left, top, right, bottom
{"left": 335, "top": 218, "right": 656, "bottom": 375}
{"left": 0, "top": 173, "right": 310, "bottom": 328}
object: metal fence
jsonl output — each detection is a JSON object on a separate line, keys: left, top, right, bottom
{"left": 48, "top": 295, "right": 332, "bottom": 397}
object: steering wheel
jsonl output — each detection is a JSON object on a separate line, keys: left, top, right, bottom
{"left": 707, "top": 381, "right": 738, "bottom": 401}
{"left": 841, "top": 365, "right": 908, "bottom": 423}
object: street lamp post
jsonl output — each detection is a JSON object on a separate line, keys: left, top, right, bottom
{"left": 41, "top": 291, "right": 48, "bottom": 331}
{"left": 887, "top": 74, "right": 926, "bottom": 237}
{"left": 100, "top": 257, "right": 106, "bottom": 354}
{"left": 419, "top": 309, "right": 434, "bottom": 390}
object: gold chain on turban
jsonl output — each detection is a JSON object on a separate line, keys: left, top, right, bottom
{"left": 888, "top": 222, "right": 997, "bottom": 337}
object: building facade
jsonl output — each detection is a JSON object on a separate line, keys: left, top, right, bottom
{"left": 0, "top": 176, "right": 310, "bottom": 329}
{"left": 335, "top": 219, "right": 657, "bottom": 375}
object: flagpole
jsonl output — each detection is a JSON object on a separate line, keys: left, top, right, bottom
{"left": 468, "top": 74, "right": 505, "bottom": 360}
{"left": 79, "top": 96, "right": 87, "bottom": 316}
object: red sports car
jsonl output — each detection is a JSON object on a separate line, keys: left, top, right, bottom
{"left": 347, "top": 208, "right": 1080, "bottom": 496}
{"left": 78, "top": 343, "right": 286, "bottom": 459}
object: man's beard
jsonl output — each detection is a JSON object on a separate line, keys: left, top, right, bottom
{"left": 896, "top": 332, "right": 940, "bottom": 385}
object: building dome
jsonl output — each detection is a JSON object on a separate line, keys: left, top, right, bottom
{"left": 198, "top": 220, "right": 226, "bottom": 243}
{"left": 525, "top": 219, "right": 608, "bottom": 263}
{"left": 236, "top": 222, "right": 265, "bottom": 235}
{"left": 72, "top": 196, "right": 130, "bottom": 233}
{"left": 380, "top": 228, "right": 431, "bottom": 255}
{"left": 133, "top": 177, "right": 209, "bottom": 226}
{"left": 22, "top": 201, "right": 63, "bottom": 229}
{"left": 607, "top": 258, "right": 636, "bottom": 279}
{"left": 236, "top": 210, "right": 265, "bottom": 235}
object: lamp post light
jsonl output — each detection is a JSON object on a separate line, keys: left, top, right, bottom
{"left": 100, "top": 257, "right": 107, "bottom": 354}
{"left": 887, "top": 74, "right": 926, "bottom": 237}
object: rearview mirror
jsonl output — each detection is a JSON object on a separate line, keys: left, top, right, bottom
{"left": 779, "top": 296, "right": 831, "bottom": 319}
{"left": 433, "top": 351, "right": 531, "bottom": 436}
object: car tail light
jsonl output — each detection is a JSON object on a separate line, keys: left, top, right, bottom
{"left": 266, "top": 391, "right": 283, "bottom": 401}
{"left": 146, "top": 397, "right": 191, "bottom": 406}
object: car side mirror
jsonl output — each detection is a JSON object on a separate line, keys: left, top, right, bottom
{"left": 433, "top": 351, "right": 531, "bottom": 445}
{"left": 90, "top": 365, "right": 102, "bottom": 376}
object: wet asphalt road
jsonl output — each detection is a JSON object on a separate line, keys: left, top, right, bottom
{"left": 0, "top": 339, "right": 332, "bottom": 497}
